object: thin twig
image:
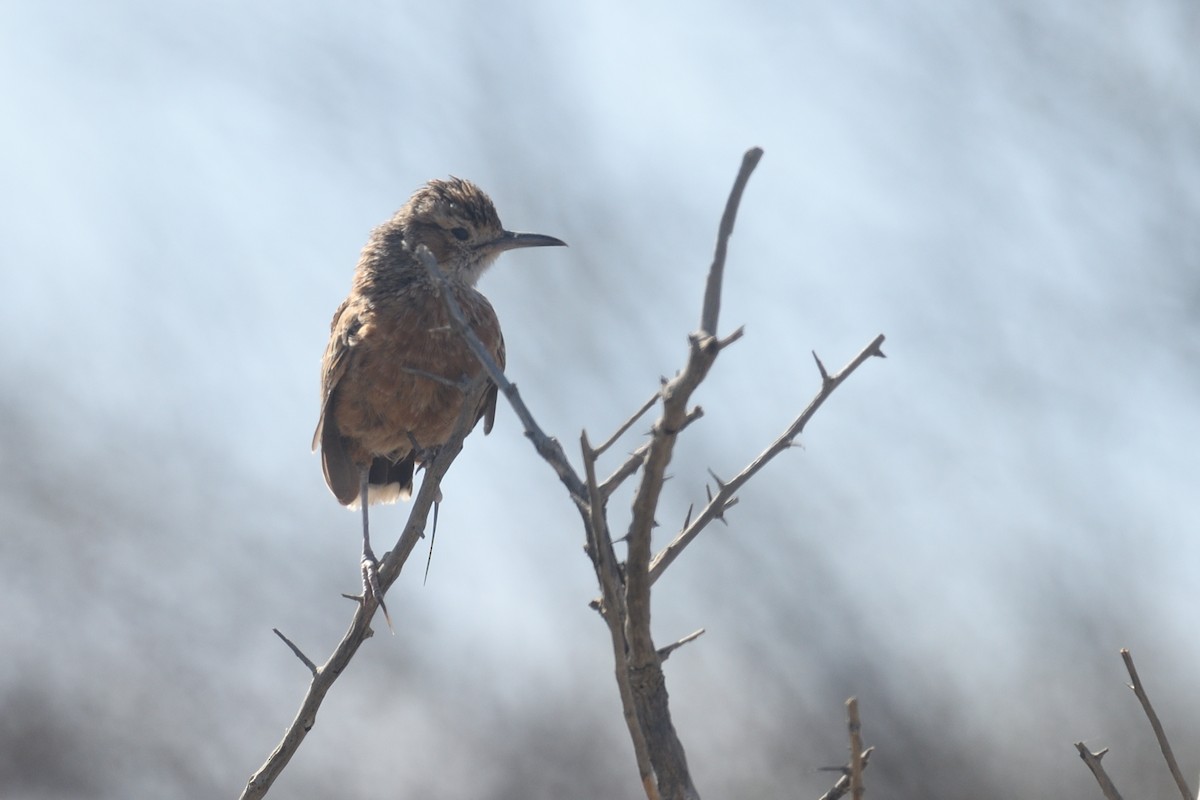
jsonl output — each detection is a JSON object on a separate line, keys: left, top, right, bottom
{"left": 1121, "top": 649, "right": 1192, "bottom": 800}
{"left": 1075, "top": 743, "right": 1124, "bottom": 800}
{"left": 593, "top": 390, "right": 661, "bottom": 457}
{"left": 240, "top": 378, "right": 487, "bottom": 800}
{"left": 657, "top": 628, "right": 705, "bottom": 662}
{"left": 599, "top": 441, "right": 652, "bottom": 498}
{"left": 272, "top": 628, "right": 317, "bottom": 676}
{"left": 415, "top": 245, "right": 588, "bottom": 508}
{"left": 648, "top": 334, "right": 885, "bottom": 584}
{"left": 702, "top": 149, "right": 763, "bottom": 335}
{"left": 599, "top": 406, "right": 704, "bottom": 501}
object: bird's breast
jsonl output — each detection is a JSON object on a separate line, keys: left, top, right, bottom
{"left": 332, "top": 283, "right": 504, "bottom": 460}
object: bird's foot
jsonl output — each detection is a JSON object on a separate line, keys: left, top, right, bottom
{"left": 361, "top": 543, "right": 394, "bottom": 633}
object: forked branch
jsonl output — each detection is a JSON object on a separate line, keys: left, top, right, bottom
{"left": 648, "top": 333, "right": 885, "bottom": 584}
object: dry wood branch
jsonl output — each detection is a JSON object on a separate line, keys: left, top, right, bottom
{"left": 657, "top": 628, "right": 705, "bottom": 662}
{"left": 612, "top": 149, "right": 764, "bottom": 800}
{"left": 818, "top": 748, "right": 874, "bottom": 800}
{"left": 415, "top": 245, "right": 588, "bottom": 508}
{"left": 240, "top": 378, "right": 487, "bottom": 800}
{"left": 702, "top": 150, "right": 763, "bottom": 335}
{"left": 581, "top": 432, "right": 658, "bottom": 797}
{"left": 648, "top": 333, "right": 885, "bottom": 584}
{"left": 846, "top": 697, "right": 865, "bottom": 800}
{"left": 272, "top": 628, "right": 317, "bottom": 676}
{"left": 408, "top": 148, "right": 880, "bottom": 800}
{"left": 1075, "top": 743, "right": 1124, "bottom": 800}
{"left": 1120, "top": 649, "right": 1192, "bottom": 800}
{"left": 599, "top": 406, "right": 704, "bottom": 501}
{"left": 594, "top": 391, "right": 660, "bottom": 457}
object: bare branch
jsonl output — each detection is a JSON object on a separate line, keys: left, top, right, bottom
{"left": 846, "top": 697, "right": 865, "bottom": 800}
{"left": 717, "top": 325, "right": 745, "bottom": 349}
{"left": 414, "top": 244, "right": 588, "bottom": 508}
{"left": 818, "top": 748, "right": 874, "bottom": 800}
{"left": 657, "top": 628, "right": 705, "bottom": 662}
{"left": 648, "top": 334, "right": 886, "bottom": 584}
{"left": 599, "top": 441, "right": 652, "bottom": 499}
{"left": 614, "top": 150, "right": 765, "bottom": 800}
{"left": 594, "top": 390, "right": 661, "bottom": 457}
{"left": 599, "top": 406, "right": 705, "bottom": 501}
{"left": 581, "top": 432, "right": 657, "bottom": 797}
{"left": 240, "top": 379, "right": 487, "bottom": 800}
{"left": 272, "top": 628, "right": 317, "bottom": 677}
{"left": 1075, "top": 743, "right": 1124, "bottom": 800}
{"left": 701, "top": 148, "right": 763, "bottom": 335}
{"left": 1120, "top": 648, "right": 1192, "bottom": 800}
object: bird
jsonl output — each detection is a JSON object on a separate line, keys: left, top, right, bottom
{"left": 313, "top": 177, "right": 566, "bottom": 624}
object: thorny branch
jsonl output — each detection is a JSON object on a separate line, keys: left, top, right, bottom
{"left": 246, "top": 148, "right": 887, "bottom": 800}
{"left": 415, "top": 246, "right": 588, "bottom": 509}
{"left": 648, "top": 332, "right": 885, "bottom": 584}
{"left": 240, "top": 378, "right": 488, "bottom": 800}
{"left": 283, "top": 147, "right": 886, "bottom": 800}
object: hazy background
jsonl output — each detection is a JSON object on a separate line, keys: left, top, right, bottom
{"left": 2, "top": 1, "right": 1198, "bottom": 798}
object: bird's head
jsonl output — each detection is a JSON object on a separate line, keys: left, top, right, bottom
{"left": 399, "top": 177, "right": 566, "bottom": 286}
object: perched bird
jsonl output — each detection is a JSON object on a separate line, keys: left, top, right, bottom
{"left": 313, "top": 177, "right": 566, "bottom": 621}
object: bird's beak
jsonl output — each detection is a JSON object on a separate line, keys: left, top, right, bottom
{"left": 489, "top": 230, "right": 568, "bottom": 252}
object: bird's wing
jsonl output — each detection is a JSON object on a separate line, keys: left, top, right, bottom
{"left": 480, "top": 318, "right": 505, "bottom": 435}
{"left": 312, "top": 297, "right": 361, "bottom": 451}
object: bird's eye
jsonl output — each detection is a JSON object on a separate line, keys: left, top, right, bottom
{"left": 450, "top": 227, "right": 470, "bottom": 241}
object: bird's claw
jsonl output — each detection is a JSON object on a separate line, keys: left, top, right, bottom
{"left": 361, "top": 546, "right": 394, "bottom": 633}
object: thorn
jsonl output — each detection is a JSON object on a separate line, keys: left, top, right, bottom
{"left": 812, "top": 350, "right": 831, "bottom": 383}
{"left": 705, "top": 484, "right": 714, "bottom": 504}
{"left": 706, "top": 468, "right": 726, "bottom": 490}
{"left": 682, "top": 503, "right": 694, "bottom": 530}
{"left": 717, "top": 496, "right": 740, "bottom": 525}
{"left": 423, "top": 500, "right": 440, "bottom": 585}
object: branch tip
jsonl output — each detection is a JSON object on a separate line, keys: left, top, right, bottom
{"left": 657, "top": 628, "right": 706, "bottom": 661}
{"left": 717, "top": 325, "right": 746, "bottom": 349}
{"left": 272, "top": 628, "right": 318, "bottom": 677}
{"left": 1119, "top": 649, "right": 1192, "bottom": 800}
